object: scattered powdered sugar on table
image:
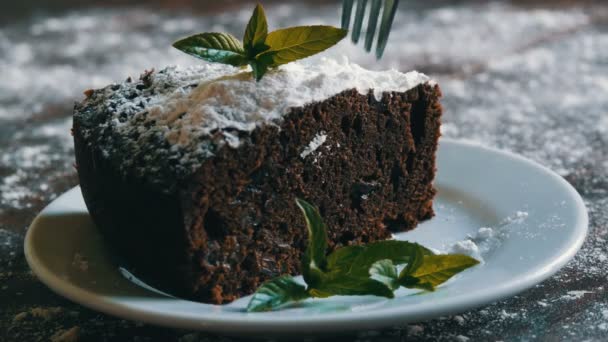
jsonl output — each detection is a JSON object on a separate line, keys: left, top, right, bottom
{"left": 559, "top": 290, "right": 594, "bottom": 301}
{"left": 300, "top": 132, "right": 327, "bottom": 159}
{"left": 0, "top": 170, "right": 35, "bottom": 209}
{"left": 455, "top": 335, "right": 470, "bottom": 342}
{"left": 1, "top": 1, "right": 608, "bottom": 340}
{"left": 0, "top": 228, "right": 20, "bottom": 253}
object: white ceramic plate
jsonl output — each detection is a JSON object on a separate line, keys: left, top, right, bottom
{"left": 24, "top": 139, "right": 588, "bottom": 335}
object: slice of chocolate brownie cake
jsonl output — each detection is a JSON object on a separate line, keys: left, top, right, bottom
{"left": 73, "top": 58, "right": 442, "bottom": 304}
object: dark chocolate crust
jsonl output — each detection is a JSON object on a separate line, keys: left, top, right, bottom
{"left": 74, "top": 83, "right": 442, "bottom": 304}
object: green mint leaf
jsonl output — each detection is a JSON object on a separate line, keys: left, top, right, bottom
{"left": 257, "top": 25, "right": 347, "bottom": 67}
{"left": 399, "top": 254, "right": 480, "bottom": 291}
{"left": 398, "top": 275, "right": 436, "bottom": 292}
{"left": 246, "top": 276, "right": 309, "bottom": 312}
{"left": 243, "top": 3, "right": 269, "bottom": 55}
{"left": 172, "top": 32, "right": 247, "bottom": 66}
{"left": 174, "top": 6, "right": 347, "bottom": 81}
{"left": 249, "top": 60, "right": 270, "bottom": 82}
{"left": 324, "top": 245, "right": 365, "bottom": 274}
{"left": 243, "top": 197, "right": 481, "bottom": 312}
{"left": 401, "top": 243, "right": 426, "bottom": 276}
{"left": 327, "top": 241, "right": 433, "bottom": 278}
{"left": 295, "top": 198, "right": 329, "bottom": 287}
{"left": 308, "top": 273, "right": 394, "bottom": 299}
{"left": 369, "top": 259, "right": 399, "bottom": 290}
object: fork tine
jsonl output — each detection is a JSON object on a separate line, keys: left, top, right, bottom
{"left": 341, "top": 0, "right": 355, "bottom": 30}
{"left": 351, "top": 0, "right": 367, "bottom": 44}
{"left": 364, "top": 0, "right": 382, "bottom": 52}
{"left": 376, "top": 0, "right": 399, "bottom": 59}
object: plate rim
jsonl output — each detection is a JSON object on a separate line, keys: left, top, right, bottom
{"left": 24, "top": 138, "right": 589, "bottom": 334}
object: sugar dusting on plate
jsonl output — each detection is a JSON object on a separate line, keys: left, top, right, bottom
{"left": 443, "top": 210, "right": 529, "bottom": 263}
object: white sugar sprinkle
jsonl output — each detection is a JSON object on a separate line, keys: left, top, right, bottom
{"left": 559, "top": 290, "right": 593, "bottom": 301}
{"left": 75, "top": 58, "right": 431, "bottom": 189}
{"left": 300, "top": 133, "right": 327, "bottom": 159}
{"left": 443, "top": 210, "right": 529, "bottom": 263}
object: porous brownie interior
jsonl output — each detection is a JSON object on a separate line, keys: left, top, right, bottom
{"left": 74, "top": 84, "right": 441, "bottom": 304}
{"left": 180, "top": 85, "right": 442, "bottom": 303}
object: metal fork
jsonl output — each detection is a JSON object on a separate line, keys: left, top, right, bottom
{"left": 341, "top": 0, "right": 400, "bottom": 59}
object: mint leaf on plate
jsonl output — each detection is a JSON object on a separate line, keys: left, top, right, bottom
{"left": 324, "top": 245, "right": 365, "bottom": 274}
{"left": 294, "top": 199, "right": 394, "bottom": 298}
{"left": 326, "top": 240, "right": 433, "bottom": 278}
{"left": 247, "top": 275, "right": 309, "bottom": 312}
{"left": 399, "top": 254, "right": 480, "bottom": 291}
{"left": 246, "top": 198, "right": 480, "bottom": 312}
{"left": 308, "top": 273, "right": 394, "bottom": 299}
{"left": 369, "top": 259, "right": 400, "bottom": 291}
{"left": 296, "top": 198, "right": 329, "bottom": 287}
{"left": 400, "top": 242, "right": 426, "bottom": 276}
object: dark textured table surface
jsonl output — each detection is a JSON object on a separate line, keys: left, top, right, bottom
{"left": 1, "top": 0, "right": 607, "bottom": 341}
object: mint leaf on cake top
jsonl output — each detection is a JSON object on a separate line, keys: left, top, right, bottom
{"left": 246, "top": 199, "right": 480, "bottom": 312}
{"left": 172, "top": 3, "right": 347, "bottom": 81}
{"left": 243, "top": 3, "right": 269, "bottom": 54}
{"left": 172, "top": 32, "right": 247, "bottom": 67}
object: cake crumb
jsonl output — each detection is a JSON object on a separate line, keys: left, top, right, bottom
{"left": 72, "top": 253, "right": 89, "bottom": 271}
{"left": 50, "top": 326, "right": 80, "bottom": 342}
{"left": 13, "top": 307, "right": 63, "bottom": 322}
{"left": 210, "top": 285, "right": 223, "bottom": 304}
{"left": 30, "top": 307, "right": 63, "bottom": 320}
{"left": 12, "top": 312, "right": 28, "bottom": 322}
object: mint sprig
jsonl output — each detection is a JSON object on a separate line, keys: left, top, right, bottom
{"left": 295, "top": 198, "right": 329, "bottom": 288}
{"left": 246, "top": 276, "right": 308, "bottom": 312}
{"left": 399, "top": 254, "right": 481, "bottom": 291}
{"left": 243, "top": 3, "right": 269, "bottom": 54}
{"left": 172, "top": 32, "right": 247, "bottom": 67}
{"left": 246, "top": 199, "right": 480, "bottom": 312}
{"left": 369, "top": 259, "right": 400, "bottom": 291}
{"left": 173, "top": 3, "right": 347, "bottom": 81}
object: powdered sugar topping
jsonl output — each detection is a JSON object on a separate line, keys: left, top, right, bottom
{"left": 75, "top": 58, "right": 431, "bottom": 189}
{"left": 137, "top": 57, "right": 429, "bottom": 148}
